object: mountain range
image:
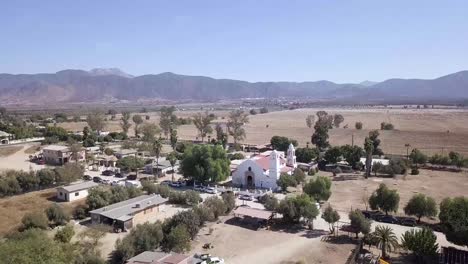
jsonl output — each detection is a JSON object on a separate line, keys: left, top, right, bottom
{"left": 0, "top": 69, "right": 467, "bottom": 105}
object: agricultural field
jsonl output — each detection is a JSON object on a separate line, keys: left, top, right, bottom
{"left": 58, "top": 107, "right": 468, "bottom": 156}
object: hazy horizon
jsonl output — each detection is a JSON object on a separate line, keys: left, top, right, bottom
{"left": 1, "top": 1, "right": 468, "bottom": 83}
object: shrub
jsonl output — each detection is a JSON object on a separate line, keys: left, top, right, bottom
{"left": 259, "top": 194, "right": 279, "bottom": 211}
{"left": 21, "top": 212, "right": 49, "bottom": 230}
{"left": 411, "top": 167, "right": 419, "bottom": 175}
{"left": 221, "top": 192, "right": 236, "bottom": 213}
{"left": 380, "top": 122, "right": 394, "bottom": 130}
{"left": 355, "top": 122, "right": 363, "bottom": 130}
{"left": 276, "top": 173, "right": 297, "bottom": 191}
{"left": 45, "top": 204, "right": 70, "bottom": 226}
{"left": 227, "top": 152, "right": 245, "bottom": 160}
{"left": 54, "top": 224, "right": 75, "bottom": 243}
{"left": 163, "top": 224, "right": 191, "bottom": 253}
{"left": 303, "top": 176, "right": 332, "bottom": 202}
{"left": 204, "top": 197, "right": 227, "bottom": 219}
{"left": 74, "top": 204, "right": 88, "bottom": 220}
{"left": 308, "top": 169, "right": 316, "bottom": 176}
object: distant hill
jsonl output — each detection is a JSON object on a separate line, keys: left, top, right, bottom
{"left": 0, "top": 69, "right": 467, "bottom": 104}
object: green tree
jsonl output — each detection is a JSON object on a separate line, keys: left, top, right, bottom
{"left": 259, "top": 194, "right": 279, "bottom": 211}
{"left": 215, "top": 123, "right": 228, "bottom": 148}
{"left": 404, "top": 193, "right": 438, "bottom": 223}
{"left": 306, "top": 115, "right": 315, "bottom": 128}
{"left": 364, "top": 136, "right": 374, "bottom": 179}
{"left": 36, "top": 168, "right": 56, "bottom": 187}
{"left": 132, "top": 115, "right": 143, "bottom": 137}
{"left": 54, "top": 224, "right": 75, "bottom": 243}
{"left": 54, "top": 163, "right": 84, "bottom": 185}
{"left": 373, "top": 225, "right": 399, "bottom": 260}
{"left": 167, "top": 151, "right": 178, "bottom": 182}
{"left": 180, "top": 145, "right": 230, "bottom": 184}
{"left": 349, "top": 209, "right": 371, "bottom": 238}
{"left": 259, "top": 107, "right": 269, "bottom": 114}
{"left": 0, "top": 229, "right": 73, "bottom": 263}
{"left": 270, "top": 136, "right": 299, "bottom": 152}
{"left": 341, "top": 145, "right": 364, "bottom": 168}
{"left": 369, "top": 184, "right": 400, "bottom": 215}
{"left": 46, "top": 204, "right": 70, "bottom": 226}
{"left": 170, "top": 129, "right": 178, "bottom": 150}
{"left": 439, "top": 196, "right": 468, "bottom": 247}
{"left": 322, "top": 205, "right": 340, "bottom": 234}
{"left": 409, "top": 149, "right": 427, "bottom": 167}
{"left": 116, "top": 156, "right": 146, "bottom": 172}
{"left": 295, "top": 147, "right": 319, "bottom": 163}
{"left": 87, "top": 112, "right": 106, "bottom": 132}
{"left": 368, "top": 130, "right": 384, "bottom": 155}
{"left": 277, "top": 194, "right": 319, "bottom": 226}
{"left": 276, "top": 173, "right": 297, "bottom": 191}
{"left": 311, "top": 111, "right": 332, "bottom": 150}
{"left": 303, "top": 176, "right": 332, "bottom": 202}
{"left": 67, "top": 138, "right": 83, "bottom": 163}
{"left": 140, "top": 123, "right": 161, "bottom": 142}
{"left": 120, "top": 112, "right": 132, "bottom": 135}
{"left": 22, "top": 212, "right": 49, "bottom": 230}
{"left": 86, "top": 187, "right": 112, "bottom": 211}
{"left": 355, "top": 122, "right": 363, "bottom": 130}
{"left": 293, "top": 168, "right": 306, "bottom": 184}
{"left": 324, "top": 146, "right": 342, "bottom": 164}
{"left": 151, "top": 139, "right": 163, "bottom": 176}
{"left": 204, "top": 196, "right": 227, "bottom": 219}
{"left": 333, "top": 114, "right": 344, "bottom": 128}
{"left": 159, "top": 106, "right": 178, "bottom": 138}
{"left": 401, "top": 228, "right": 439, "bottom": 264}
{"left": 221, "top": 191, "right": 236, "bottom": 213}
{"left": 192, "top": 111, "right": 215, "bottom": 142}
{"left": 164, "top": 224, "right": 191, "bottom": 253}
{"left": 227, "top": 110, "right": 249, "bottom": 145}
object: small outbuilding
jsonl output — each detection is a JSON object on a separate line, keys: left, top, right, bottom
{"left": 126, "top": 251, "right": 192, "bottom": 264}
{"left": 56, "top": 181, "right": 99, "bottom": 202}
{"left": 90, "top": 194, "right": 168, "bottom": 230}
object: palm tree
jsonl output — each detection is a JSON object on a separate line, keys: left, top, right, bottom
{"left": 152, "top": 139, "right": 163, "bottom": 177}
{"left": 167, "top": 152, "right": 178, "bottom": 182}
{"left": 373, "top": 225, "right": 399, "bottom": 260}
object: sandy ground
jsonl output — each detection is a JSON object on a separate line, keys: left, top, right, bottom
{"left": 0, "top": 188, "right": 80, "bottom": 236}
{"left": 328, "top": 169, "right": 468, "bottom": 217}
{"left": 59, "top": 108, "right": 468, "bottom": 156}
{"left": 0, "top": 142, "right": 46, "bottom": 172}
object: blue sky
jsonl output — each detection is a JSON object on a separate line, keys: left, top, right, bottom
{"left": 1, "top": 0, "right": 467, "bottom": 83}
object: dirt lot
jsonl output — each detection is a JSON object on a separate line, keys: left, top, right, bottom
{"left": 328, "top": 169, "right": 468, "bottom": 217}
{"left": 0, "top": 145, "right": 22, "bottom": 157}
{"left": 59, "top": 108, "right": 468, "bottom": 156}
{"left": 0, "top": 143, "right": 45, "bottom": 171}
{"left": 0, "top": 188, "right": 80, "bottom": 236}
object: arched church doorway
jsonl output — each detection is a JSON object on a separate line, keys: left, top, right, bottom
{"left": 246, "top": 175, "right": 253, "bottom": 187}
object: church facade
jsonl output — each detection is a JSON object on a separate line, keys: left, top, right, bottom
{"left": 232, "top": 144, "right": 297, "bottom": 190}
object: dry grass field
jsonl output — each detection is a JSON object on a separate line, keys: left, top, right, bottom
{"left": 0, "top": 145, "right": 22, "bottom": 157}
{"left": 0, "top": 189, "right": 81, "bottom": 236}
{"left": 328, "top": 169, "right": 468, "bottom": 216}
{"left": 59, "top": 107, "right": 468, "bottom": 156}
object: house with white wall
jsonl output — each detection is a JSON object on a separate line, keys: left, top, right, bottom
{"left": 56, "top": 181, "right": 99, "bottom": 202}
{"left": 232, "top": 144, "right": 297, "bottom": 190}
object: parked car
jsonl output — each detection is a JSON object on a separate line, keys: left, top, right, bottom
{"left": 101, "top": 179, "right": 110, "bottom": 185}
{"left": 115, "top": 173, "right": 124, "bottom": 178}
{"left": 194, "top": 185, "right": 204, "bottom": 192}
{"left": 239, "top": 194, "right": 253, "bottom": 201}
{"left": 92, "top": 176, "right": 102, "bottom": 183}
{"left": 379, "top": 215, "right": 399, "bottom": 224}
{"left": 101, "top": 170, "right": 115, "bottom": 176}
{"left": 202, "top": 257, "right": 224, "bottom": 264}
{"left": 204, "top": 186, "right": 217, "bottom": 194}
{"left": 195, "top": 253, "right": 212, "bottom": 261}
{"left": 83, "top": 175, "right": 92, "bottom": 181}
{"left": 399, "top": 218, "right": 417, "bottom": 227}
{"left": 170, "top": 181, "right": 182, "bottom": 187}
{"left": 161, "top": 180, "right": 171, "bottom": 185}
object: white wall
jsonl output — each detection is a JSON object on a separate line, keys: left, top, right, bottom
{"left": 232, "top": 160, "right": 278, "bottom": 189}
{"left": 56, "top": 188, "right": 90, "bottom": 202}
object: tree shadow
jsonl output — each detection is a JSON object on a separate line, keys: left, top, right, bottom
{"left": 300, "top": 229, "right": 329, "bottom": 238}
{"left": 321, "top": 234, "right": 358, "bottom": 245}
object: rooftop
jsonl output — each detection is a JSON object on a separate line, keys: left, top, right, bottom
{"left": 233, "top": 206, "right": 273, "bottom": 220}
{"left": 58, "top": 181, "right": 99, "bottom": 193}
{"left": 0, "top": 130, "right": 11, "bottom": 137}
{"left": 126, "top": 251, "right": 191, "bottom": 264}
{"left": 43, "top": 145, "right": 70, "bottom": 151}
{"left": 90, "top": 194, "right": 168, "bottom": 220}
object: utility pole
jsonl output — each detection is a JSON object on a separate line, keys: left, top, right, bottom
{"left": 351, "top": 133, "right": 354, "bottom": 147}
{"left": 405, "top": 144, "right": 411, "bottom": 160}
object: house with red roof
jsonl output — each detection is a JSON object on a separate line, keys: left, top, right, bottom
{"left": 232, "top": 144, "right": 297, "bottom": 190}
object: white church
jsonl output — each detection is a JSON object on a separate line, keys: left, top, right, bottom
{"left": 232, "top": 144, "right": 297, "bottom": 190}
